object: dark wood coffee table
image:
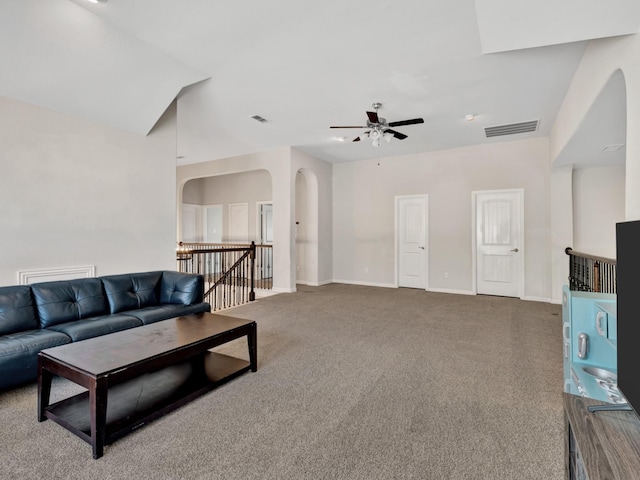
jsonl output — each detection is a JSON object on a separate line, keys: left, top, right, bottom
{"left": 37, "top": 312, "right": 257, "bottom": 459}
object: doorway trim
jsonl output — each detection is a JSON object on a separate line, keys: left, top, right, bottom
{"left": 256, "top": 201, "right": 273, "bottom": 244}
{"left": 395, "top": 194, "right": 429, "bottom": 289}
{"left": 471, "top": 188, "right": 525, "bottom": 298}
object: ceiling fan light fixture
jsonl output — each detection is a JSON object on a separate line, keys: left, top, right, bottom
{"left": 329, "top": 103, "right": 423, "bottom": 148}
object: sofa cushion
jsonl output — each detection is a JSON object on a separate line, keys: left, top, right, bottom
{"left": 102, "top": 272, "right": 163, "bottom": 314}
{"left": 32, "top": 278, "right": 109, "bottom": 329}
{"left": 160, "top": 271, "right": 204, "bottom": 305}
{"left": 0, "top": 329, "right": 71, "bottom": 390}
{"left": 124, "top": 302, "right": 211, "bottom": 325}
{"left": 0, "top": 286, "right": 38, "bottom": 335}
{"left": 46, "top": 314, "right": 143, "bottom": 342}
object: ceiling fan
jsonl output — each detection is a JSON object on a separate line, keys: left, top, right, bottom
{"left": 330, "top": 102, "right": 424, "bottom": 147}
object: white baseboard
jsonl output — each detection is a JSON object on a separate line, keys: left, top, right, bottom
{"left": 331, "top": 279, "right": 397, "bottom": 289}
{"left": 271, "top": 286, "right": 297, "bottom": 293}
{"left": 522, "top": 295, "right": 554, "bottom": 303}
{"left": 426, "top": 287, "right": 475, "bottom": 296}
{"left": 286, "top": 280, "right": 555, "bottom": 304}
{"left": 296, "top": 279, "right": 332, "bottom": 287}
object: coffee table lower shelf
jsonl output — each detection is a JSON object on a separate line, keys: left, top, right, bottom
{"left": 42, "top": 352, "right": 249, "bottom": 451}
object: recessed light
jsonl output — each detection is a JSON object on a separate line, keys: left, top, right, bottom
{"left": 86, "top": 0, "right": 107, "bottom": 4}
{"left": 465, "top": 114, "right": 476, "bottom": 122}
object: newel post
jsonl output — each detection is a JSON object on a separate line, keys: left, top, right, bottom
{"left": 249, "top": 241, "right": 256, "bottom": 301}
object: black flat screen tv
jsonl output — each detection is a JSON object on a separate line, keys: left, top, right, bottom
{"left": 616, "top": 220, "right": 640, "bottom": 417}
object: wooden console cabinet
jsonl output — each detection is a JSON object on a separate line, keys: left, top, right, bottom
{"left": 564, "top": 393, "right": 640, "bottom": 479}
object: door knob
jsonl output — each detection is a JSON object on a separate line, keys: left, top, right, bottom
{"left": 419, "top": 246, "right": 425, "bottom": 250}
{"left": 510, "top": 248, "right": 519, "bottom": 253}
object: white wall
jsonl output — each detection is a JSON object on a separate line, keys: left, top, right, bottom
{"left": 294, "top": 169, "right": 322, "bottom": 285}
{"left": 572, "top": 166, "right": 625, "bottom": 258}
{"left": 177, "top": 147, "right": 333, "bottom": 292}
{"left": 333, "top": 138, "right": 551, "bottom": 300}
{"left": 291, "top": 149, "right": 333, "bottom": 286}
{"left": 0, "top": 96, "right": 178, "bottom": 286}
{"left": 295, "top": 172, "right": 311, "bottom": 283}
{"left": 551, "top": 35, "right": 640, "bottom": 219}
{"left": 550, "top": 165, "right": 574, "bottom": 303}
{"left": 549, "top": 35, "right": 640, "bottom": 300}
{"left": 182, "top": 170, "right": 272, "bottom": 242}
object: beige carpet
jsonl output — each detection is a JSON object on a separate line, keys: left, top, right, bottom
{"left": 0, "top": 284, "right": 564, "bottom": 479}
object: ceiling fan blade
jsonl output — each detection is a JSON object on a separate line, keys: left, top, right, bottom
{"left": 366, "top": 111, "right": 379, "bottom": 123}
{"left": 388, "top": 118, "right": 424, "bottom": 127}
{"left": 353, "top": 137, "right": 361, "bottom": 142}
{"left": 385, "top": 129, "right": 408, "bottom": 140}
{"left": 330, "top": 125, "right": 367, "bottom": 129}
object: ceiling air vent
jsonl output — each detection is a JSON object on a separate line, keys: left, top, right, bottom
{"left": 484, "top": 120, "right": 539, "bottom": 138}
{"left": 251, "top": 115, "right": 268, "bottom": 123}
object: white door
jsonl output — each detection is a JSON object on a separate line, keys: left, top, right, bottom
{"left": 475, "top": 190, "right": 523, "bottom": 297}
{"left": 203, "top": 205, "right": 222, "bottom": 243}
{"left": 398, "top": 196, "right": 428, "bottom": 289}
{"left": 182, "top": 203, "right": 200, "bottom": 242}
{"left": 229, "top": 202, "right": 249, "bottom": 243}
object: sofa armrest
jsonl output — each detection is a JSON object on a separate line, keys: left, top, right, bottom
{"left": 160, "top": 272, "right": 204, "bottom": 305}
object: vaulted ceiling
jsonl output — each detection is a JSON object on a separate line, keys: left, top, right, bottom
{"left": 1, "top": 0, "right": 638, "bottom": 165}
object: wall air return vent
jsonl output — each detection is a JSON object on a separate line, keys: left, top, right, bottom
{"left": 484, "top": 120, "right": 539, "bottom": 138}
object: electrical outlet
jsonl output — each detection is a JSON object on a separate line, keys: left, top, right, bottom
{"left": 444, "top": 272, "right": 449, "bottom": 279}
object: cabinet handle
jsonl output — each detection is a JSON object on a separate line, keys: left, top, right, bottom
{"left": 596, "top": 311, "right": 607, "bottom": 337}
{"left": 577, "top": 333, "right": 589, "bottom": 359}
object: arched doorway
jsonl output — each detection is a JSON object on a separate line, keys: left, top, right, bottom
{"left": 295, "top": 168, "right": 320, "bottom": 285}
{"left": 180, "top": 169, "right": 273, "bottom": 244}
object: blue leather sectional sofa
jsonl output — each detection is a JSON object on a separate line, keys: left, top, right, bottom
{"left": 0, "top": 270, "right": 210, "bottom": 390}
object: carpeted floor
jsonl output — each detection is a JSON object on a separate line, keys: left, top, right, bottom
{"left": 0, "top": 284, "right": 564, "bottom": 479}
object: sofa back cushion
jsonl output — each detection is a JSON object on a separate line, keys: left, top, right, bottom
{"left": 160, "top": 271, "right": 204, "bottom": 305}
{"left": 0, "top": 286, "right": 39, "bottom": 335}
{"left": 102, "top": 271, "right": 162, "bottom": 314}
{"left": 31, "top": 278, "right": 109, "bottom": 328}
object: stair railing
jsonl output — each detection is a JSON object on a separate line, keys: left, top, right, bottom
{"left": 176, "top": 242, "right": 257, "bottom": 311}
{"left": 178, "top": 242, "right": 272, "bottom": 291}
{"left": 565, "top": 247, "right": 617, "bottom": 293}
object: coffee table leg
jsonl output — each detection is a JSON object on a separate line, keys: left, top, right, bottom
{"left": 38, "top": 356, "right": 52, "bottom": 422}
{"left": 89, "top": 377, "right": 108, "bottom": 459}
{"left": 248, "top": 322, "right": 257, "bottom": 372}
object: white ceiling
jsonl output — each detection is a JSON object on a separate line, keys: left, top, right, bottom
{"left": 1, "top": 0, "right": 638, "bottom": 166}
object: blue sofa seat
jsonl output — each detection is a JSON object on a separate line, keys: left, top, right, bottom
{"left": 46, "top": 314, "right": 143, "bottom": 342}
{"left": 0, "top": 271, "right": 210, "bottom": 390}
